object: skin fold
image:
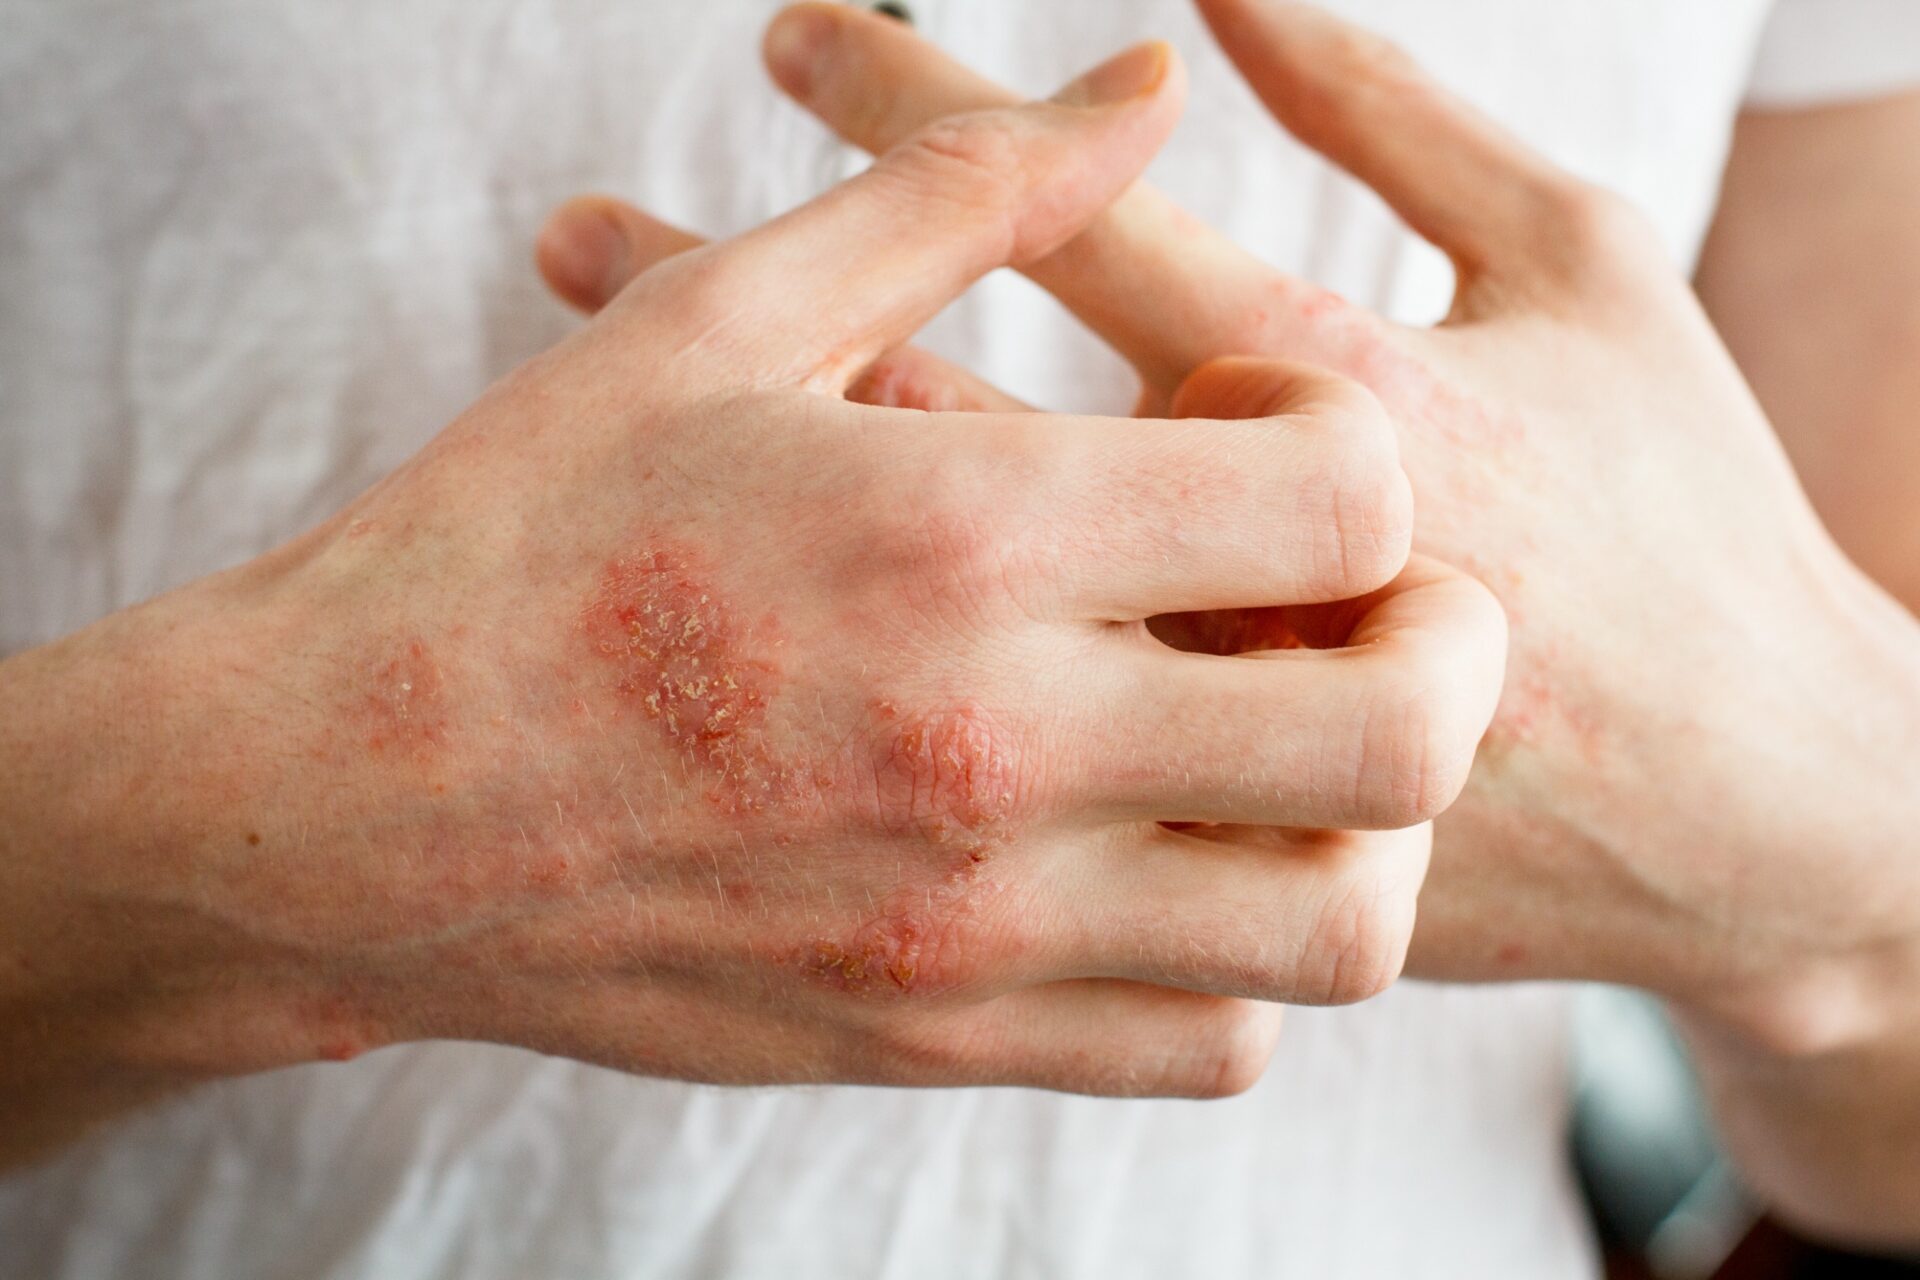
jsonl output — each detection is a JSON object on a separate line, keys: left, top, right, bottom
{"left": 0, "top": 41, "right": 1509, "bottom": 1167}
{"left": 538, "top": 0, "right": 1920, "bottom": 1247}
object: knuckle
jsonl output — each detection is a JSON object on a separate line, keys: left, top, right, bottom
{"left": 1178, "top": 1002, "right": 1283, "bottom": 1099}
{"left": 803, "top": 894, "right": 993, "bottom": 1002}
{"left": 1323, "top": 24, "right": 1424, "bottom": 94}
{"left": 867, "top": 452, "right": 1055, "bottom": 624}
{"left": 1352, "top": 666, "right": 1476, "bottom": 826}
{"left": 657, "top": 248, "right": 757, "bottom": 331}
{"left": 1536, "top": 182, "right": 1665, "bottom": 282}
{"left": 866, "top": 703, "right": 1031, "bottom": 849}
{"left": 1312, "top": 421, "right": 1412, "bottom": 595}
{"left": 1301, "top": 872, "right": 1416, "bottom": 1006}
{"left": 882, "top": 113, "right": 1029, "bottom": 256}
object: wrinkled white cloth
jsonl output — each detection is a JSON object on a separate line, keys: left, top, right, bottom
{"left": 3, "top": 2, "right": 1918, "bottom": 1277}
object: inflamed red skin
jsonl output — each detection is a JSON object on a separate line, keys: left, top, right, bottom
{"left": 0, "top": 42, "right": 1513, "bottom": 1169}
{"left": 657, "top": 0, "right": 1920, "bottom": 1068}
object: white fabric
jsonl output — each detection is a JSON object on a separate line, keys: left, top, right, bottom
{"left": 1747, "top": 0, "right": 1920, "bottom": 106}
{"left": 2, "top": 1, "right": 1917, "bottom": 1277}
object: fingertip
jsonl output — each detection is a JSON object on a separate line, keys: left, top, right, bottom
{"left": 1051, "top": 40, "right": 1176, "bottom": 109}
{"left": 762, "top": 2, "right": 843, "bottom": 101}
{"left": 535, "top": 195, "right": 630, "bottom": 313}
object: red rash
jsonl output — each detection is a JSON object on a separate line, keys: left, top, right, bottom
{"left": 317, "top": 1038, "right": 363, "bottom": 1063}
{"left": 806, "top": 871, "right": 988, "bottom": 996}
{"left": 582, "top": 543, "right": 808, "bottom": 814}
{"left": 874, "top": 704, "right": 1016, "bottom": 857}
{"left": 799, "top": 705, "right": 1019, "bottom": 995}
{"left": 363, "top": 638, "right": 447, "bottom": 758}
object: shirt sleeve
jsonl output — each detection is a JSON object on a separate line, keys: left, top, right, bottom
{"left": 1745, "top": 0, "right": 1920, "bottom": 107}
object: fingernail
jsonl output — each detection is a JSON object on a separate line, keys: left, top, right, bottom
{"left": 541, "top": 201, "right": 629, "bottom": 304}
{"left": 1052, "top": 41, "right": 1170, "bottom": 108}
{"left": 763, "top": 6, "right": 836, "bottom": 100}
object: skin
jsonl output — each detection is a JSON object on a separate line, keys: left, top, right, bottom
{"left": 540, "top": 0, "right": 1920, "bottom": 1247}
{"left": 0, "top": 43, "right": 1510, "bottom": 1168}
{"left": 1686, "top": 90, "right": 1920, "bottom": 1249}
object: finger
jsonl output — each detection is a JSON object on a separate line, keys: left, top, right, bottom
{"left": 761, "top": 2, "right": 1364, "bottom": 394}
{"left": 672, "top": 36, "right": 1185, "bottom": 391}
{"left": 1193, "top": 0, "right": 1623, "bottom": 290}
{"left": 940, "top": 365, "right": 1411, "bottom": 617}
{"left": 535, "top": 194, "right": 701, "bottom": 314}
{"left": 846, "top": 346, "right": 1031, "bottom": 413}
{"left": 1057, "top": 823, "right": 1430, "bottom": 1006}
{"left": 887, "top": 980, "right": 1283, "bottom": 1097}
{"left": 536, "top": 195, "right": 1033, "bottom": 412}
{"left": 1090, "top": 555, "right": 1507, "bottom": 828}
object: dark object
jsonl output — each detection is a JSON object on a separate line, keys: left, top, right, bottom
{"left": 873, "top": 1, "right": 913, "bottom": 23}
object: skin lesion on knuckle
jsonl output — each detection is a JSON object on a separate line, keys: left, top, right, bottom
{"left": 794, "top": 872, "right": 1004, "bottom": 1001}
{"left": 867, "top": 701, "right": 1026, "bottom": 854}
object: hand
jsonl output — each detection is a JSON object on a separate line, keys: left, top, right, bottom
{"left": 546, "top": 0, "right": 1920, "bottom": 1055}
{"left": 0, "top": 39, "right": 1508, "bottom": 1145}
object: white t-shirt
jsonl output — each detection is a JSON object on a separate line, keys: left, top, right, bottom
{"left": 2, "top": 2, "right": 1916, "bottom": 1277}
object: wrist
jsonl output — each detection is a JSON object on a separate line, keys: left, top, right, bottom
{"left": 1661, "top": 550, "right": 1920, "bottom": 1055}
{"left": 0, "top": 570, "right": 405, "bottom": 1089}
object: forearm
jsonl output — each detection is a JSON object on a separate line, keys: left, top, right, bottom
{"left": 0, "top": 575, "right": 317, "bottom": 1167}
{"left": 1682, "top": 91, "right": 1920, "bottom": 1243}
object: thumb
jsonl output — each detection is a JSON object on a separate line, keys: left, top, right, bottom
{"left": 534, "top": 194, "right": 702, "bottom": 314}
{"left": 1194, "top": 0, "right": 1634, "bottom": 296}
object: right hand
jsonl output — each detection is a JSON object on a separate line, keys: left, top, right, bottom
{"left": 0, "top": 41, "right": 1504, "bottom": 1105}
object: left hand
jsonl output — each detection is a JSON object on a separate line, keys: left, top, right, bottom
{"left": 536, "top": 0, "right": 1920, "bottom": 1054}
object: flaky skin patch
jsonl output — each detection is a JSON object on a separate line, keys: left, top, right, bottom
{"left": 581, "top": 543, "right": 809, "bottom": 814}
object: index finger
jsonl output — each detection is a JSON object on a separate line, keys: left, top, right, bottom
{"left": 654, "top": 35, "right": 1185, "bottom": 393}
{"left": 760, "top": 1, "right": 1369, "bottom": 395}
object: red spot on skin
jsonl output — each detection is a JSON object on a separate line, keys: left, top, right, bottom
{"left": 1298, "top": 287, "right": 1347, "bottom": 322}
{"left": 791, "top": 704, "right": 1020, "bottom": 996}
{"left": 802, "top": 869, "right": 993, "bottom": 996}
{"left": 581, "top": 544, "right": 809, "bottom": 814}
{"left": 1494, "top": 942, "right": 1528, "bottom": 968}
{"left": 317, "top": 1038, "right": 362, "bottom": 1063}
{"left": 526, "top": 854, "right": 572, "bottom": 889}
{"left": 1484, "top": 640, "right": 1603, "bottom": 765}
{"left": 363, "top": 638, "right": 448, "bottom": 759}
{"left": 874, "top": 704, "right": 1017, "bottom": 856}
